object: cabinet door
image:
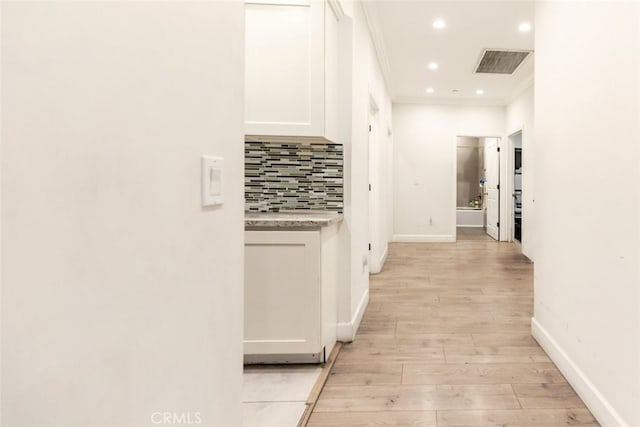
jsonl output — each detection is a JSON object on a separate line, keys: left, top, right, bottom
{"left": 245, "top": 1, "right": 325, "bottom": 137}
{"left": 244, "top": 230, "right": 321, "bottom": 356}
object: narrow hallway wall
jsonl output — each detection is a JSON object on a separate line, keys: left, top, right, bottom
{"left": 534, "top": 3, "right": 640, "bottom": 426}
{"left": 335, "top": 0, "right": 393, "bottom": 341}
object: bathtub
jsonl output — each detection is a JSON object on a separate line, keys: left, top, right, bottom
{"left": 456, "top": 207, "right": 485, "bottom": 227}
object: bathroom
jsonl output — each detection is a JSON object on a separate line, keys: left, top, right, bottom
{"left": 456, "top": 136, "right": 486, "bottom": 229}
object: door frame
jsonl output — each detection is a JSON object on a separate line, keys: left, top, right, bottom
{"left": 506, "top": 127, "right": 524, "bottom": 244}
{"left": 368, "top": 93, "right": 380, "bottom": 274}
{"left": 453, "top": 135, "right": 503, "bottom": 242}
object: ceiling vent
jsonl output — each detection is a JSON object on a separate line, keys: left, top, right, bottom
{"left": 474, "top": 49, "right": 532, "bottom": 74}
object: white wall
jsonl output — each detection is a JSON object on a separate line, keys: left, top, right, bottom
{"left": 506, "top": 85, "right": 535, "bottom": 260}
{"left": 335, "top": 0, "right": 393, "bottom": 341}
{"left": 0, "top": 3, "right": 3, "bottom": 412}
{"left": 1, "top": 3, "right": 245, "bottom": 426}
{"left": 533, "top": 3, "right": 640, "bottom": 426}
{"left": 392, "top": 104, "right": 505, "bottom": 241}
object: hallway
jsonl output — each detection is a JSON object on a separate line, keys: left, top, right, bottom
{"left": 308, "top": 242, "right": 598, "bottom": 426}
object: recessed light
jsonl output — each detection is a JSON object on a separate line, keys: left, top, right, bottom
{"left": 428, "top": 62, "right": 439, "bottom": 70}
{"left": 476, "top": 89, "right": 484, "bottom": 95}
{"left": 518, "top": 22, "right": 532, "bottom": 32}
{"left": 433, "top": 19, "right": 446, "bottom": 29}
{"left": 426, "top": 88, "right": 434, "bottom": 94}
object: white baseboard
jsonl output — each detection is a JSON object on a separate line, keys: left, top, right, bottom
{"left": 370, "top": 244, "right": 389, "bottom": 275}
{"left": 456, "top": 225, "right": 484, "bottom": 228}
{"left": 379, "top": 244, "right": 388, "bottom": 270}
{"left": 336, "top": 289, "right": 369, "bottom": 342}
{"left": 392, "top": 234, "right": 455, "bottom": 243}
{"left": 531, "top": 318, "right": 630, "bottom": 427}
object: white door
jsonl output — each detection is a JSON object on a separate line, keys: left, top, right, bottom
{"left": 484, "top": 138, "right": 500, "bottom": 240}
{"left": 367, "top": 117, "right": 375, "bottom": 275}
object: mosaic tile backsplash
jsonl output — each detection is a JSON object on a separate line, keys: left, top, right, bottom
{"left": 245, "top": 141, "right": 344, "bottom": 212}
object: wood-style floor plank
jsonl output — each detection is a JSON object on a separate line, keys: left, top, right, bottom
{"left": 512, "top": 383, "right": 588, "bottom": 408}
{"left": 443, "top": 346, "right": 551, "bottom": 364}
{"left": 335, "top": 341, "right": 446, "bottom": 364}
{"left": 471, "top": 333, "right": 538, "bottom": 347}
{"left": 402, "top": 363, "right": 567, "bottom": 385}
{"left": 314, "top": 384, "right": 521, "bottom": 412}
{"left": 437, "top": 408, "right": 598, "bottom": 426}
{"left": 309, "top": 240, "right": 599, "bottom": 426}
{"left": 307, "top": 411, "right": 437, "bottom": 427}
{"left": 327, "top": 362, "right": 403, "bottom": 386}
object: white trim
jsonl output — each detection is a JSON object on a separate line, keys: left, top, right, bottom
{"left": 327, "top": 0, "right": 344, "bottom": 21}
{"left": 506, "top": 72, "right": 534, "bottom": 105}
{"left": 456, "top": 225, "right": 483, "bottom": 228}
{"left": 496, "top": 136, "right": 507, "bottom": 242}
{"left": 336, "top": 289, "right": 369, "bottom": 342}
{"left": 370, "top": 243, "right": 388, "bottom": 274}
{"left": 379, "top": 243, "right": 388, "bottom": 270}
{"left": 360, "top": 1, "right": 394, "bottom": 97}
{"left": 531, "top": 318, "right": 630, "bottom": 427}
{"left": 508, "top": 125, "right": 525, "bottom": 140}
{"left": 392, "top": 234, "right": 455, "bottom": 243}
{"left": 369, "top": 91, "right": 380, "bottom": 114}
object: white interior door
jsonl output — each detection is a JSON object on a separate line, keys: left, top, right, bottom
{"left": 484, "top": 138, "right": 500, "bottom": 240}
{"left": 367, "top": 116, "right": 375, "bottom": 275}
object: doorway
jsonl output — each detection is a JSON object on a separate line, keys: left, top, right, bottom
{"left": 455, "top": 136, "right": 500, "bottom": 241}
{"left": 484, "top": 137, "right": 500, "bottom": 240}
{"left": 510, "top": 130, "right": 523, "bottom": 242}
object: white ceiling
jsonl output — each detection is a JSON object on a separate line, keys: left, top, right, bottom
{"left": 367, "top": 1, "right": 535, "bottom": 105}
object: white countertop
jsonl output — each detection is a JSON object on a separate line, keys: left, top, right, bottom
{"left": 245, "top": 210, "right": 343, "bottom": 228}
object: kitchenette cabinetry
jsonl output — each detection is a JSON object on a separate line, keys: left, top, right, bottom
{"left": 244, "top": 212, "right": 341, "bottom": 364}
{"left": 244, "top": 0, "right": 341, "bottom": 142}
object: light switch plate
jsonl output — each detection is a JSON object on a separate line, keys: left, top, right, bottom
{"left": 202, "top": 156, "right": 224, "bottom": 207}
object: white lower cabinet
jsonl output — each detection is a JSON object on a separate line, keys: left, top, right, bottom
{"left": 244, "top": 225, "right": 337, "bottom": 363}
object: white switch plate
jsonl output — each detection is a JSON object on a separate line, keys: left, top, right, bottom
{"left": 202, "top": 156, "right": 224, "bottom": 207}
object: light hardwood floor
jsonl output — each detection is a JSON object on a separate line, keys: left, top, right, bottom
{"left": 456, "top": 227, "right": 494, "bottom": 241}
{"left": 308, "top": 241, "right": 599, "bottom": 427}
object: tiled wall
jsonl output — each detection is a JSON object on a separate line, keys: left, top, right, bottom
{"left": 245, "top": 141, "right": 343, "bottom": 212}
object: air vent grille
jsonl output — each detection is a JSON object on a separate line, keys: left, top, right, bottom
{"left": 475, "top": 49, "right": 531, "bottom": 74}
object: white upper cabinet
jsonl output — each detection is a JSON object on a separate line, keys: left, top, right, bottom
{"left": 245, "top": 0, "right": 341, "bottom": 143}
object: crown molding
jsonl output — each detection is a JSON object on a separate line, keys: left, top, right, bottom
{"left": 327, "top": 0, "right": 344, "bottom": 21}
{"left": 360, "top": 1, "right": 395, "bottom": 97}
{"left": 505, "top": 72, "right": 534, "bottom": 105}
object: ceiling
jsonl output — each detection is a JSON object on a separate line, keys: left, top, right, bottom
{"left": 367, "top": 1, "right": 534, "bottom": 105}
